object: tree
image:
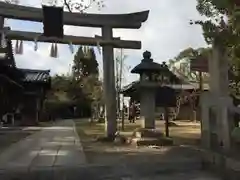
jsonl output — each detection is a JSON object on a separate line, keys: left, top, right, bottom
{"left": 72, "top": 46, "right": 84, "bottom": 80}
{"left": 63, "top": 0, "right": 105, "bottom": 13}
{"left": 169, "top": 47, "right": 210, "bottom": 83}
{"left": 192, "top": 1, "right": 240, "bottom": 95}
{"left": 72, "top": 46, "right": 99, "bottom": 80}
{"left": 114, "top": 49, "right": 128, "bottom": 117}
{"left": 168, "top": 47, "right": 212, "bottom": 120}
{"left": 71, "top": 46, "right": 102, "bottom": 112}
{"left": 4, "top": 0, "right": 104, "bottom": 13}
{"left": 4, "top": 0, "right": 19, "bottom": 4}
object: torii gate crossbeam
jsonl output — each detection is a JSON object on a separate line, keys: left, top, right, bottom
{"left": 0, "top": 2, "right": 149, "bottom": 28}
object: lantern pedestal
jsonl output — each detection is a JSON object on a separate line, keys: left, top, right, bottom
{"left": 129, "top": 127, "right": 173, "bottom": 146}
{"left": 140, "top": 87, "right": 155, "bottom": 129}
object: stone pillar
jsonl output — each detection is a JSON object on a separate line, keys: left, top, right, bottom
{"left": 210, "top": 42, "right": 229, "bottom": 96}
{"left": 200, "top": 91, "right": 212, "bottom": 149}
{"left": 208, "top": 41, "right": 232, "bottom": 151}
{"left": 102, "top": 26, "right": 117, "bottom": 137}
{"left": 217, "top": 97, "right": 234, "bottom": 151}
{"left": 140, "top": 88, "right": 155, "bottom": 129}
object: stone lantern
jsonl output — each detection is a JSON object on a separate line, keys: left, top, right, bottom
{"left": 131, "top": 51, "right": 163, "bottom": 129}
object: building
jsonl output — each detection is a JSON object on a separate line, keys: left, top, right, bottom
{"left": 0, "top": 40, "right": 51, "bottom": 125}
{"left": 120, "top": 65, "right": 206, "bottom": 121}
{"left": 19, "top": 69, "right": 51, "bottom": 125}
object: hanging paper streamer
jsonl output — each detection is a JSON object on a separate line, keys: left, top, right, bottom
{"left": 96, "top": 41, "right": 101, "bottom": 55}
{"left": 18, "top": 40, "right": 23, "bottom": 54}
{"left": 68, "top": 42, "right": 74, "bottom": 54}
{"left": 15, "top": 40, "right": 19, "bottom": 54}
{"left": 50, "top": 43, "right": 55, "bottom": 57}
{"left": 54, "top": 43, "right": 58, "bottom": 58}
{"left": 34, "top": 37, "right": 38, "bottom": 51}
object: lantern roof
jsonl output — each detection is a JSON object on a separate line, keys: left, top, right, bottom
{"left": 131, "top": 51, "right": 168, "bottom": 74}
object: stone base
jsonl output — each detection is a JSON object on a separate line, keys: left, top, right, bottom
{"left": 130, "top": 128, "right": 173, "bottom": 146}
{"left": 164, "top": 121, "right": 179, "bottom": 127}
{"left": 131, "top": 137, "right": 173, "bottom": 146}
{"left": 200, "top": 148, "right": 240, "bottom": 180}
{"left": 231, "top": 127, "right": 240, "bottom": 143}
{"left": 132, "top": 128, "right": 164, "bottom": 138}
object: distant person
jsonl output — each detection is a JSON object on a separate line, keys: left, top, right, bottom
{"left": 129, "top": 102, "right": 136, "bottom": 123}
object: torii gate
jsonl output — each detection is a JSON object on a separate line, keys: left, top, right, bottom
{"left": 0, "top": 2, "right": 149, "bottom": 137}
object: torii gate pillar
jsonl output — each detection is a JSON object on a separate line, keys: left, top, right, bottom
{"left": 102, "top": 26, "right": 117, "bottom": 137}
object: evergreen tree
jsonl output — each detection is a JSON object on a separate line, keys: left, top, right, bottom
{"left": 72, "top": 46, "right": 99, "bottom": 79}
{"left": 72, "top": 46, "right": 84, "bottom": 80}
{"left": 71, "top": 46, "right": 102, "bottom": 110}
{"left": 193, "top": 0, "right": 240, "bottom": 95}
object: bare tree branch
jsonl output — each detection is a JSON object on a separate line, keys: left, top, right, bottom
{"left": 4, "top": 0, "right": 19, "bottom": 4}
{"left": 63, "top": 0, "right": 104, "bottom": 13}
{"left": 63, "top": 0, "right": 72, "bottom": 12}
{"left": 4, "top": 0, "right": 104, "bottom": 13}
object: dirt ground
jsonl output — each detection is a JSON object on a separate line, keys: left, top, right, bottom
{"left": 75, "top": 119, "right": 201, "bottom": 164}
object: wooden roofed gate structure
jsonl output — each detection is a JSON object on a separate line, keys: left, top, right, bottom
{"left": 0, "top": 37, "right": 51, "bottom": 126}
{"left": 0, "top": 1, "right": 149, "bottom": 138}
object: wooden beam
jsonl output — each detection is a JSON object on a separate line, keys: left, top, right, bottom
{"left": 6, "top": 30, "right": 141, "bottom": 49}
{"left": 0, "top": 2, "right": 149, "bottom": 29}
{"left": 95, "top": 35, "right": 121, "bottom": 40}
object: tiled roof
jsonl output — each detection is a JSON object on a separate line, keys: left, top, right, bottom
{"left": 121, "top": 80, "right": 209, "bottom": 94}
{"left": 19, "top": 69, "right": 50, "bottom": 82}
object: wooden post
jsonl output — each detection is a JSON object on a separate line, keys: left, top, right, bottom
{"left": 102, "top": 26, "right": 117, "bottom": 138}
{"left": 119, "top": 49, "right": 125, "bottom": 131}
{"left": 199, "top": 71, "right": 203, "bottom": 91}
{"left": 121, "top": 98, "right": 125, "bottom": 131}
{"left": 121, "top": 108, "right": 125, "bottom": 131}
{"left": 36, "top": 97, "right": 40, "bottom": 124}
{"left": 0, "top": 16, "right": 4, "bottom": 47}
{"left": 164, "top": 106, "right": 169, "bottom": 137}
{"left": 198, "top": 71, "right": 203, "bottom": 121}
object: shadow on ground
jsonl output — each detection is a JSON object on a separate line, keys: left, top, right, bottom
{"left": 0, "top": 126, "right": 40, "bottom": 153}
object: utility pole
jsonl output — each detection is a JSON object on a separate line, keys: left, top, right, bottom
{"left": 114, "top": 49, "right": 126, "bottom": 130}
{"left": 119, "top": 49, "right": 125, "bottom": 130}
{"left": 115, "top": 53, "right": 120, "bottom": 120}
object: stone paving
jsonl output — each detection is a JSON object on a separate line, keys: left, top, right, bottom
{"left": 0, "top": 119, "right": 221, "bottom": 179}
{"left": 0, "top": 120, "right": 86, "bottom": 172}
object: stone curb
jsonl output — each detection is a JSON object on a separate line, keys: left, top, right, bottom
{"left": 0, "top": 160, "right": 202, "bottom": 180}
{"left": 181, "top": 145, "right": 240, "bottom": 180}
{"left": 72, "top": 119, "right": 87, "bottom": 163}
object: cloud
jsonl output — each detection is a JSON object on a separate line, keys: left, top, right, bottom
{"left": 14, "top": 41, "right": 74, "bottom": 75}
{"left": 5, "top": 0, "right": 207, "bottom": 85}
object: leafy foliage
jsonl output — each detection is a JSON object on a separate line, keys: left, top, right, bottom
{"left": 45, "top": 46, "right": 102, "bottom": 118}
{"left": 4, "top": 0, "right": 19, "bottom": 4}
{"left": 72, "top": 46, "right": 99, "bottom": 80}
{"left": 193, "top": 0, "right": 240, "bottom": 95}
{"left": 70, "top": 46, "right": 102, "bottom": 104}
{"left": 4, "top": 0, "right": 105, "bottom": 13}
{"left": 169, "top": 47, "right": 210, "bottom": 83}
{"left": 63, "top": 0, "right": 105, "bottom": 13}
